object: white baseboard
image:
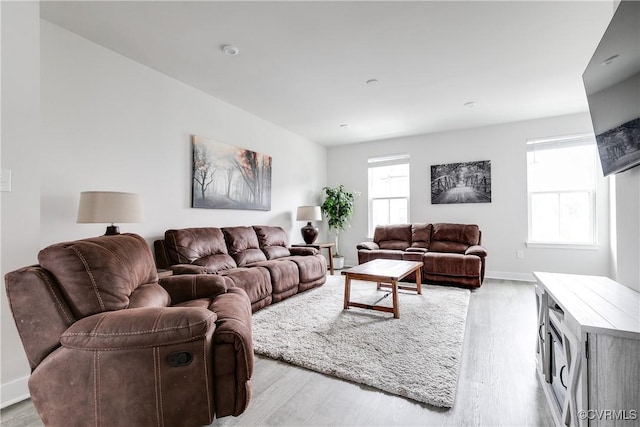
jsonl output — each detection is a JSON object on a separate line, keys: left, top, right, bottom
{"left": 1, "top": 375, "right": 30, "bottom": 408}
{"left": 485, "top": 270, "right": 535, "bottom": 282}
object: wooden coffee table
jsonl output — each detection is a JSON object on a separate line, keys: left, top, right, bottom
{"left": 341, "top": 259, "right": 423, "bottom": 319}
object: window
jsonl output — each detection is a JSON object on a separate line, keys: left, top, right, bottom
{"left": 527, "top": 134, "right": 598, "bottom": 246}
{"left": 368, "top": 154, "right": 410, "bottom": 236}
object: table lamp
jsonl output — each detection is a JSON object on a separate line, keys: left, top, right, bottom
{"left": 77, "top": 191, "right": 143, "bottom": 235}
{"left": 296, "top": 205, "right": 322, "bottom": 244}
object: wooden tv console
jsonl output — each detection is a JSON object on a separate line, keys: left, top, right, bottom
{"left": 534, "top": 272, "right": 640, "bottom": 427}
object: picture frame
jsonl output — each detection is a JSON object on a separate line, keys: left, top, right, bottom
{"left": 192, "top": 136, "right": 272, "bottom": 210}
{"left": 431, "top": 160, "right": 491, "bottom": 204}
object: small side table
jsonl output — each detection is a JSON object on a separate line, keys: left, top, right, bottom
{"left": 292, "top": 242, "right": 336, "bottom": 274}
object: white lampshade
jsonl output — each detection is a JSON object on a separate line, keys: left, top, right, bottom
{"left": 77, "top": 191, "right": 143, "bottom": 226}
{"left": 296, "top": 206, "right": 322, "bottom": 222}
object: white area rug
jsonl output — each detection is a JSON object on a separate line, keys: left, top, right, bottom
{"left": 252, "top": 274, "right": 471, "bottom": 407}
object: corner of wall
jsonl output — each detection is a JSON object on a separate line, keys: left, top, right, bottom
{"left": 1, "top": 0, "right": 41, "bottom": 406}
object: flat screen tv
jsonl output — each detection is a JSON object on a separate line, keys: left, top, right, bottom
{"left": 582, "top": 0, "right": 640, "bottom": 177}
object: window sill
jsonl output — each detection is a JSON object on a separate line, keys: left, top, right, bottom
{"left": 525, "top": 241, "right": 599, "bottom": 250}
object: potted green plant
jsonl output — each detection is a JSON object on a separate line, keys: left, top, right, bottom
{"left": 321, "top": 184, "right": 358, "bottom": 269}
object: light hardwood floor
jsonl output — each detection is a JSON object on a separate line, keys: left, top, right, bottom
{"left": 1, "top": 278, "right": 554, "bottom": 427}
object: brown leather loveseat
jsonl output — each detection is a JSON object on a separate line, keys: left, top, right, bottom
{"left": 154, "top": 225, "right": 327, "bottom": 312}
{"left": 4, "top": 233, "right": 253, "bottom": 426}
{"left": 357, "top": 223, "right": 487, "bottom": 288}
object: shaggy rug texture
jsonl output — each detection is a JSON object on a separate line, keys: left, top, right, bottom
{"left": 251, "top": 274, "right": 471, "bottom": 407}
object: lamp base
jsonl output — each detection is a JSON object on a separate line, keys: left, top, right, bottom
{"left": 301, "top": 222, "right": 319, "bottom": 244}
{"left": 104, "top": 225, "right": 120, "bottom": 236}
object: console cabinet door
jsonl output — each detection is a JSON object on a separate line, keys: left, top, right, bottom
{"left": 536, "top": 287, "right": 552, "bottom": 381}
{"left": 587, "top": 334, "right": 640, "bottom": 427}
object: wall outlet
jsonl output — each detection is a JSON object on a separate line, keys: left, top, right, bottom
{"left": 516, "top": 250, "right": 525, "bottom": 259}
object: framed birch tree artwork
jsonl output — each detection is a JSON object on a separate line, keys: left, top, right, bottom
{"left": 192, "top": 135, "right": 272, "bottom": 210}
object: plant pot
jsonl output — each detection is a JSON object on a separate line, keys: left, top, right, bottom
{"left": 333, "top": 256, "right": 345, "bottom": 270}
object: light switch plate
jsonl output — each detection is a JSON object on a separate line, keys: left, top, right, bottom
{"left": 1, "top": 169, "right": 12, "bottom": 192}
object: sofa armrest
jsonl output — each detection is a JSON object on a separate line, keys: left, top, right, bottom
{"left": 406, "top": 247, "right": 428, "bottom": 253}
{"left": 290, "top": 247, "right": 318, "bottom": 256}
{"left": 208, "top": 287, "right": 254, "bottom": 417}
{"left": 465, "top": 245, "right": 488, "bottom": 257}
{"left": 153, "top": 239, "right": 171, "bottom": 269}
{"left": 61, "top": 306, "right": 216, "bottom": 350}
{"left": 5, "top": 266, "right": 76, "bottom": 369}
{"left": 357, "top": 241, "right": 380, "bottom": 251}
{"left": 170, "top": 264, "right": 217, "bottom": 275}
{"left": 159, "top": 274, "right": 230, "bottom": 305}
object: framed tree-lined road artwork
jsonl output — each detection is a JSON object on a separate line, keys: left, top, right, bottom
{"left": 192, "top": 136, "right": 272, "bottom": 210}
{"left": 431, "top": 160, "right": 491, "bottom": 204}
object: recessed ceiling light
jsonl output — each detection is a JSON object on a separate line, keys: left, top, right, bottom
{"left": 222, "top": 45, "right": 239, "bottom": 56}
{"left": 366, "top": 79, "right": 379, "bottom": 85}
{"left": 464, "top": 101, "right": 477, "bottom": 108}
{"left": 340, "top": 124, "right": 349, "bottom": 128}
{"left": 602, "top": 54, "right": 619, "bottom": 65}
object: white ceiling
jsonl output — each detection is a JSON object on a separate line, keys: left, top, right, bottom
{"left": 40, "top": 1, "right": 614, "bottom": 146}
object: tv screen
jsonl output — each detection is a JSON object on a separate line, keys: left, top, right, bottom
{"left": 582, "top": 0, "right": 640, "bottom": 177}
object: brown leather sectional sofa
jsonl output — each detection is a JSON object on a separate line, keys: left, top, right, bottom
{"left": 155, "top": 225, "right": 328, "bottom": 312}
{"left": 357, "top": 223, "right": 488, "bottom": 288}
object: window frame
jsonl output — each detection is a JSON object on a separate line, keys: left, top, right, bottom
{"left": 526, "top": 133, "right": 599, "bottom": 248}
{"left": 367, "top": 154, "right": 410, "bottom": 237}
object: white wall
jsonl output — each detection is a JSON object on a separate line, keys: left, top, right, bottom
{"left": 0, "top": 19, "right": 327, "bottom": 407}
{"left": 327, "top": 113, "right": 611, "bottom": 280}
{"left": 612, "top": 168, "right": 640, "bottom": 291}
{"left": 588, "top": 73, "right": 640, "bottom": 291}
{"left": 1, "top": 1, "right": 41, "bottom": 407}
{"left": 39, "top": 21, "right": 327, "bottom": 246}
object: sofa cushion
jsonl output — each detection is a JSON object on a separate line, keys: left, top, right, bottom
{"left": 432, "top": 223, "right": 480, "bottom": 246}
{"left": 220, "top": 267, "right": 272, "bottom": 312}
{"left": 401, "top": 251, "right": 423, "bottom": 261}
{"left": 287, "top": 255, "right": 327, "bottom": 283}
{"left": 406, "top": 247, "right": 427, "bottom": 253}
{"left": 252, "top": 225, "right": 291, "bottom": 260}
{"left": 411, "top": 223, "right": 432, "bottom": 249}
{"left": 358, "top": 249, "right": 404, "bottom": 264}
{"left": 373, "top": 224, "right": 412, "bottom": 250}
{"left": 430, "top": 223, "right": 480, "bottom": 253}
{"left": 38, "top": 233, "right": 159, "bottom": 318}
{"left": 429, "top": 241, "right": 469, "bottom": 254}
{"left": 423, "top": 252, "right": 481, "bottom": 278}
{"left": 223, "top": 226, "right": 268, "bottom": 266}
{"left": 164, "top": 228, "right": 237, "bottom": 271}
{"left": 250, "top": 260, "right": 299, "bottom": 302}
{"left": 192, "top": 254, "right": 238, "bottom": 272}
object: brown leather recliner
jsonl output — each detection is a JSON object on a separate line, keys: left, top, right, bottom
{"left": 4, "top": 233, "right": 253, "bottom": 427}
